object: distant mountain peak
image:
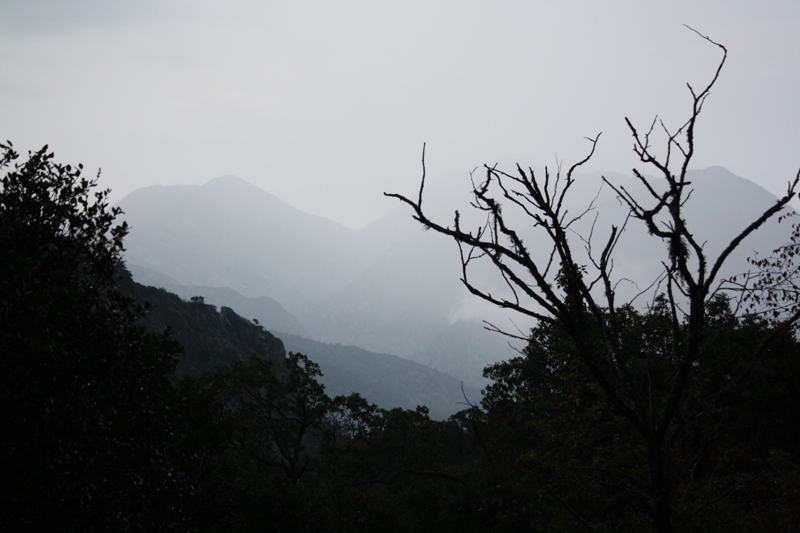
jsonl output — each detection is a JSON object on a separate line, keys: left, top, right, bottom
{"left": 204, "top": 174, "right": 252, "bottom": 187}
{"left": 698, "top": 165, "right": 732, "bottom": 174}
{"left": 200, "top": 174, "right": 275, "bottom": 197}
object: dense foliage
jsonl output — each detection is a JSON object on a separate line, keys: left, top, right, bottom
{"left": 0, "top": 143, "right": 189, "bottom": 529}
{"left": 474, "top": 296, "right": 800, "bottom": 530}
{"left": 2, "top": 143, "right": 798, "bottom": 531}
{"left": 177, "top": 298, "right": 799, "bottom": 531}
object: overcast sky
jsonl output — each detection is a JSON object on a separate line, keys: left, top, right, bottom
{"left": 1, "top": 1, "right": 798, "bottom": 228}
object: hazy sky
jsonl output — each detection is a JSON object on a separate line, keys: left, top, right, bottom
{"left": 1, "top": 1, "right": 798, "bottom": 228}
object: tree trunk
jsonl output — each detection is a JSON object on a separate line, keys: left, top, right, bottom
{"left": 649, "top": 441, "right": 673, "bottom": 533}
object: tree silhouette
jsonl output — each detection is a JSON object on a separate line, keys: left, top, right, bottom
{"left": 386, "top": 31, "right": 800, "bottom": 532}
{"left": 0, "top": 142, "right": 186, "bottom": 530}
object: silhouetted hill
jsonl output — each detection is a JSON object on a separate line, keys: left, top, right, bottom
{"left": 117, "top": 271, "right": 286, "bottom": 375}
{"left": 117, "top": 271, "right": 471, "bottom": 418}
{"left": 278, "top": 333, "right": 479, "bottom": 420}
{"left": 127, "top": 264, "right": 309, "bottom": 337}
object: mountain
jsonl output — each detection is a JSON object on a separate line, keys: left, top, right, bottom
{"left": 117, "top": 271, "right": 473, "bottom": 418}
{"left": 127, "top": 264, "right": 309, "bottom": 337}
{"left": 412, "top": 320, "right": 522, "bottom": 388}
{"left": 119, "top": 175, "right": 379, "bottom": 315}
{"left": 277, "top": 333, "right": 480, "bottom": 420}
{"left": 118, "top": 173, "right": 519, "bottom": 384}
{"left": 563, "top": 166, "right": 791, "bottom": 302}
{"left": 117, "top": 270, "right": 286, "bottom": 376}
{"left": 117, "top": 167, "right": 794, "bottom": 386}
{"left": 127, "top": 263, "right": 492, "bottom": 397}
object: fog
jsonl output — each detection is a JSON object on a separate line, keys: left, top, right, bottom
{"left": 1, "top": 1, "right": 798, "bottom": 228}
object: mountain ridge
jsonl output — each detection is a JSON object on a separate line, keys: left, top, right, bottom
{"left": 117, "top": 269, "right": 473, "bottom": 419}
{"left": 118, "top": 166, "right": 794, "bottom": 386}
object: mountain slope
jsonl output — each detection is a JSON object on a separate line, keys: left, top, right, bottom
{"left": 118, "top": 271, "right": 286, "bottom": 375}
{"left": 278, "top": 333, "right": 479, "bottom": 420}
{"left": 119, "top": 175, "right": 377, "bottom": 315}
{"left": 118, "top": 271, "right": 471, "bottom": 418}
{"left": 127, "top": 264, "right": 309, "bottom": 337}
{"left": 118, "top": 168, "right": 794, "bottom": 386}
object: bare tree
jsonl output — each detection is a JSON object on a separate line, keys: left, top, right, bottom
{"left": 386, "top": 30, "right": 799, "bottom": 532}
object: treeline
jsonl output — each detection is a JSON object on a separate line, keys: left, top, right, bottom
{"left": 2, "top": 143, "right": 798, "bottom": 532}
{"left": 153, "top": 300, "right": 800, "bottom": 532}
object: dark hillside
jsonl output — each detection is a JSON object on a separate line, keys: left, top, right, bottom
{"left": 128, "top": 263, "right": 309, "bottom": 337}
{"left": 118, "top": 271, "right": 475, "bottom": 417}
{"left": 278, "top": 333, "right": 480, "bottom": 420}
{"left": 117, "top": 271, "right": 286, "bottom": 375}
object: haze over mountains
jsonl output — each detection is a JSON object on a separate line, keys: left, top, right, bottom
{"left": 118, "top": 166, "right": 792, "bottom": 389}
{"left": 116, "top": 269, "right": 474, "bottom": 419}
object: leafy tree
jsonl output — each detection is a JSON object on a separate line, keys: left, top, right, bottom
{"left": 0, "top": 142, "right": 187, "bottom": 530}
{"left": 386, "top": 32, "right": 800, "bottom": 532}
{"left": 473, "top": 296, "right": 800, "bottom": 530}
{"left": 187, "top": 351, "right": 486, "bottom": 532}
{"left": 219, "top": 353, "right": 331, "bottom": 486}
{"left": 192, "top": 352, "right": 347, "bottom": 530}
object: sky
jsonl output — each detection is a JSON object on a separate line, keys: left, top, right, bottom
{"left": 1, "top": 1, "right": 798, "bottom": 229}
